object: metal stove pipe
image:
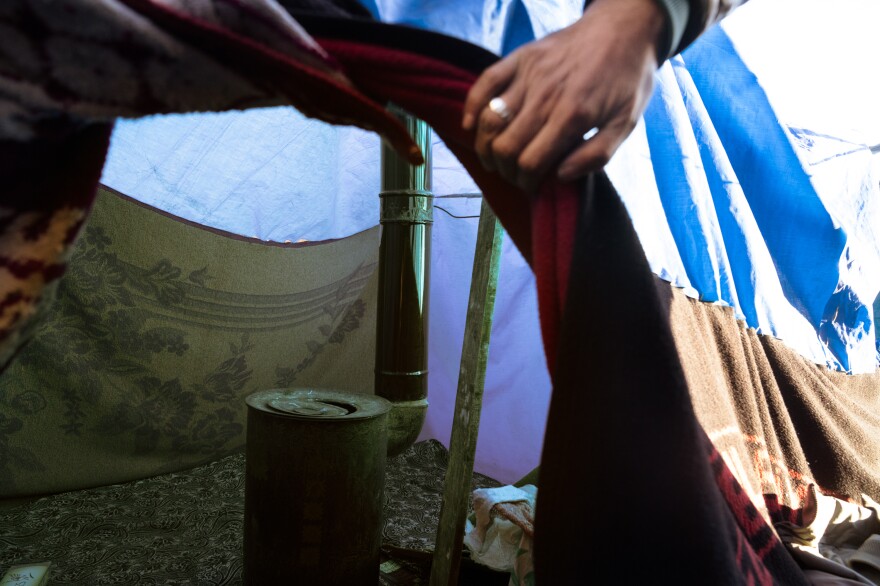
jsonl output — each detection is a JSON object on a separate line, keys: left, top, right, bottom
{"left": 375, "top": 105, "right": 432, "bottom": 456}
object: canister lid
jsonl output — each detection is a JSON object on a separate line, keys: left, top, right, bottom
{"left": 246, "top": 389, "right": 391, "bottom": 421}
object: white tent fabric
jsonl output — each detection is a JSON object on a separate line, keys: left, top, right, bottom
{"left": 100, "top": 0, "right": 880, "bottom": 482}
{"left": 103, "top": 114, "right": 553, "bottom": 484}
{"left": 613, "top": 3, "right": 880, "bottom": 375}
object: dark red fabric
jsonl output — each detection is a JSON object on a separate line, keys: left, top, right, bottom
{"left": 542, "top": 171, "right": 808, "bottom": 585}
{"left": 0, "top": 122, "right": 113, "bottom": 213}
{"left": 118, "top": 0, "right": 424, "bottom": 166}
{"left": 314, "top": 37, "right": 576, "bottom": 367}
{"left": 0, "top": 9, "right": 816, "bottom": 583}
{"left": 0, "top": 122, "right": 112, "bottom": 358}
{"left": 312, "top": 34, "right": 809, "bottom": 585}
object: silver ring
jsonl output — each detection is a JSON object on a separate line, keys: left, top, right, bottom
{"left": 488, "top": 96, "right": 513, "bottom": 123}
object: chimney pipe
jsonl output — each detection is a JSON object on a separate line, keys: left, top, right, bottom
{"left": 375, "top": 105, "right": 433, "bottom": 456}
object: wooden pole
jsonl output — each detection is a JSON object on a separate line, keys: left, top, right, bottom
{"left": 429, "top": 198, "right": 504, "bottom": 586}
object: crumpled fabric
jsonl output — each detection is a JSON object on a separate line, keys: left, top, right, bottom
{"left": 464, "top": 484, "right": 537, "bottom": 585}
{"left": 0, "top": 0, "right": 416, "bottom": 156}
{"left": 0, "top": 0, "right": 422, "bottom": 368}
{"left": 776, "top": 485, "right": 880, "bottom": 585}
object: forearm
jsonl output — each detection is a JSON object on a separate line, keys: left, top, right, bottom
{"left": 674, "top": 0, "right": 748, "bottom": 55}
{"left": 655, "top": 0, "right": 747, "bottom": 57}
{"left": 466, "top": 0, "right": 752, "bottom": 188}
{"left": 588, "top": 0, "right": 749, "bottom": 60}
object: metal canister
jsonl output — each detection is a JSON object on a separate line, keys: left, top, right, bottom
{"left": 244, "top": 389, "right": 391, "bottom": 585}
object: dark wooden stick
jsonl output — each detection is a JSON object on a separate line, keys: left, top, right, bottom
{"left": 429, "top": 198, "right": 504, "bottom": 586}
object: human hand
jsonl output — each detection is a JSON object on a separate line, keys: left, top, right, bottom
{"left": 462, "top": 0, "right": 668, "bottom": 193}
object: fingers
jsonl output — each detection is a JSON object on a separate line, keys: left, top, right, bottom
{"left": 476, "top": 95, "right": 633, "bottom": 191}
{"left": 487, "top": 90, "right": 559, "bottom": 184}
{"left": 462, "top": 54, "right": 519, "bottom": 131}
{"left": 474, "top": 107, "right": 506, "bottom": 172}
{"left": 513, "top": 106, "right": 592, "bottom": 192}
{"left": 463, "top": 17, "right": 653, "bottom": 192}
{"left": 474, "top": 88, "right": 525, "bottom": 173}
{"left": 557, "top": 118, "right": 633, "bottom": 182}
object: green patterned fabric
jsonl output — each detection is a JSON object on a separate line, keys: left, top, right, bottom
{"left": 0, "top": 187, "right": 379, "bottom": 498}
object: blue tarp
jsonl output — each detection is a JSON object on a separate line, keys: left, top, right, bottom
{"left": 100, "top": 0, "right": 880, "bottom": 481}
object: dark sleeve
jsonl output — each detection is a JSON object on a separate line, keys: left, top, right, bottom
{"left": 276, "top": 0, "right": 374, "bottom": 19}
{"left": 668, "top": 0, "right": 749, "bottom": 57}
{"left": 654, "top": 0, "right": 690, "bottom": 58}
{"left": 585, "top": 0, "right": 748, "bottom": 60}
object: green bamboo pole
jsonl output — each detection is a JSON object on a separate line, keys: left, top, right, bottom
{"left": 429, "top": 198, "right": 504, "bottom": 586}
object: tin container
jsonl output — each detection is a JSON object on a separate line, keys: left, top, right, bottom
{"left": 243, "top": 389, "right": 391, "bottom": 585}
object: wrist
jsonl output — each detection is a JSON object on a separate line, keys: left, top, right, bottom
{"left": 651, "top": 0, "right": 690, "bottom": 59}
{"left": 581, "top": 0, "right": 671, "bottom": 63}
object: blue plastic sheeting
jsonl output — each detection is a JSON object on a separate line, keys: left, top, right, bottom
{"left": 100, "top": 0, "right": 880, "bottom": 481}
{"left": 610, "top": 2, "right": 880, "bottom": 375}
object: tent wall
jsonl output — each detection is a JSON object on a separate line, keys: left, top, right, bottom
{"left": 0, "top": 187, "right": 379, "bottom": 497}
